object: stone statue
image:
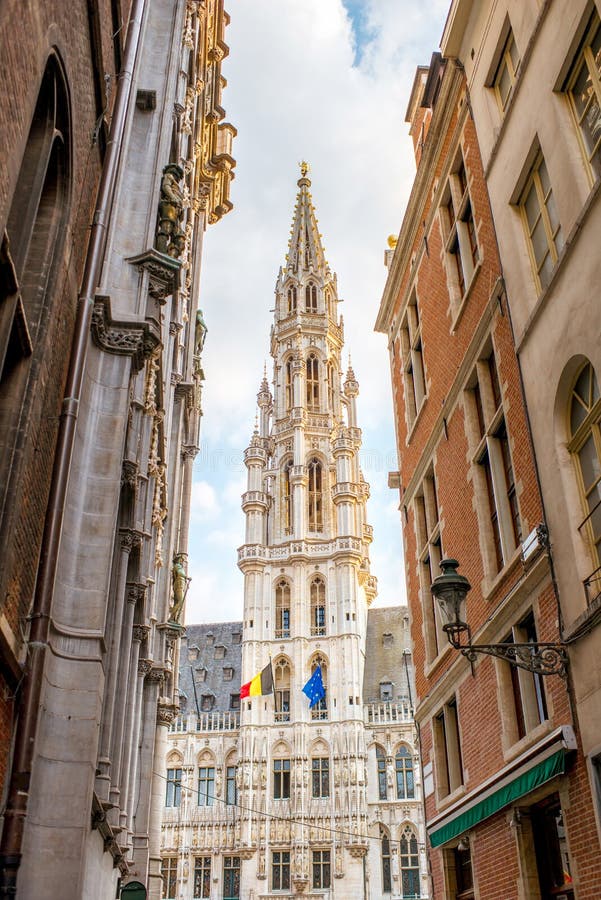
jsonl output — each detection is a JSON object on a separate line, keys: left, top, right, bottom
{"left": 156, "top": 163, "right": 185, "bottom": 257}
{"left": 169, "top": 552, "right": 190, "bottom": 623}
{"left": 194, "top": 308, "right": 207, "bottom": 355}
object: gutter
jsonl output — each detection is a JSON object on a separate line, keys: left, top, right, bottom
{"left": 0, "top": 1, "right": 147, "bottom": 894}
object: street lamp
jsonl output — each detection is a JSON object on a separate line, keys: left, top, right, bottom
{"left": 430, "top": 558, "right": 568, "bottom": 678}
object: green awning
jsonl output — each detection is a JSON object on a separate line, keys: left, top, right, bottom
{"left": 428, "top": 748, "right": 566, "bottom": 848}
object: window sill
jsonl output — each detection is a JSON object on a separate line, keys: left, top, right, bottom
{"left": 481, "top": 542, "right": 523, "bottom": 604}
{"left": 406, "top": 393, "right": 428, "bottom": 445}
{"left": 450, "top": 260, "right": 482, "bottom": 334}
{"left": 516, "top": 174, "right": 601, "bottom": 353}
{"left": 502, "top": 719, "right": 555, "bottom": 766}
{"left": 436, "top": 783, "right": 466, "bottom": 814}
{"left": 424, "top": 641, "right": 455, "bottom": 680}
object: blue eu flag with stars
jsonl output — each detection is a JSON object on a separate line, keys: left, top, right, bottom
{"left": 302, "top": 665, "right": 325, "bottom": 708}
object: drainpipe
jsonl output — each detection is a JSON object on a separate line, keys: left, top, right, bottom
{"left": 0, "top": 1, "right": 147, "bottom": 894}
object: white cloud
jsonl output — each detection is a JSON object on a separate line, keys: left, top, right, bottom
{"left": 187, "top": 0, "right": 449, "bottom": 623}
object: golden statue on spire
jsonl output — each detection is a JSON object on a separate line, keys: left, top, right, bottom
{"left": 299, "top": 160, "right": 310, "bottom": 177}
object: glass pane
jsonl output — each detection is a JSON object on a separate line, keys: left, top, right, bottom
{"left": 539, "top": 249, "right": 553, "bottom": 290}
{"left": 587, "top": 483, "right": 601, "bottom": 540}
{"left": 579, "top": 433, "right": 601, "bottom": 489}
{"left": 498, "top": 65, "right": 512, "bottom": 108}
{"left": 524, "top": 182, "right": 541, "bottom": 231}
{"left": 509, "top": 34, "right": 520, "bottom": 70}
{"left": 530, "top": 217, "right": 549, "bottom": 268}
{"left": 538, "top": 158, "right": 550, "bottom": 194}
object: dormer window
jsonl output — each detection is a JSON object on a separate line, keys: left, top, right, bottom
{"left": 380, "top": 680, "right": 394, "bottom": 702}
{"left": 214, "top": 644, "right": 226, "bottom": 659}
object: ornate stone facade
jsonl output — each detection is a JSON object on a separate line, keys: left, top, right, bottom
{"left": 160, "top": 172, "right": 428, "bottom": 899}
{"left": 0, "top": 2, "right": 234, "bottom": 898}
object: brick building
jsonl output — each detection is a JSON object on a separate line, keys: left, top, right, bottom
{"left": 441, "top": 0, "right": 601, "bottom": 876}
{"left": 0, "top": 2, "right": 234, "bottom": 897}
{"left": 376, "top": 50, "right": 601, "bottom": 899}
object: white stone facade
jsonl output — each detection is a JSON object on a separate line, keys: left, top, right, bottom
{"left": 161, "top": 172, "right": 428, "bottom": 899}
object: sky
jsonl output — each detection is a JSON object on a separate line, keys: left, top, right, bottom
{"left": 184, "top": 0, "right": 450, "bottom": 624}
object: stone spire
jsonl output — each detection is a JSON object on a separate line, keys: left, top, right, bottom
{"left": 285, "top": 161, "right": 330, "bottom": 278}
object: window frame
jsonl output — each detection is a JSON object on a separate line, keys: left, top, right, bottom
{"left": 193, "top": 855, "right": 211, "bottom": 899}
{"left": 165, "top": 767, "right": 182, "bottom": 808}
{"left": 312, "top": 849, "right": 331, "bottom": 890}
{"left": 271, "top": 850, "right": 291, "bottom": 892}
{"left": 311, "top": 756, "right": 330, "bottom": 799}
{"left": 415, "top": 467, "right": 445, "bottom": 661}
{"left": 395, "top": 746, "right": 415, "bottom": 799}
{"left": 273, "top": 757, "right": 291, "bottom": 800}
{"left": 518, "top": 151, "right": 564, "bottom": 293}
{"left": 161, "top": 857, "right": 178, "bottom": 900}
{"left": 223, "top": 855, "right": 241, "bottom": 900}
{"left": 567, "top": 361, "right": 601, "bottom": 596}
{"left": 433, "top": 695, "right": 464, "bottom": 800}
{"left": 492, "top": 27, "right": 520, "bottom": 113}
{"left": 197, "top": 765, "right": 215, "bottom": 807}
{"left": 467, "top": 350, "right": 522, "bottom": 576}
{"left": 565, "top": 10, "right": 601, "bottom": 184}
{"left": 307, "top": 457, "right": 323, "bottom": 532}
{"left": 399, "top": 288, "right": 427, "bottom": 428}
{"left": 400, "top": 826, "right": 420, "bottom": 899}
{"left": 440, "top": 155, "right": 480, "bottom": 310}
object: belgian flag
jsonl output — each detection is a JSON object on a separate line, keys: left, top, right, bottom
{"left": 240, "top": 662, "right": 274, "bottom": 698}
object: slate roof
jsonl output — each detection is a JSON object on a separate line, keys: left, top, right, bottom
{"left": 363, "top": 606, "right": 415, "bottom": 704}
{"left": 179, "top": 621, "right": 243, "bottom": 714}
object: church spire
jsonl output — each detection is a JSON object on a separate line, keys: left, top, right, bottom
{"left": 285, "top": 161, "right": 330, "bottom": 278}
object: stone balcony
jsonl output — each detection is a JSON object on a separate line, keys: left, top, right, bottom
{"left": 169, "top": 711, "right": 240, "bottom": 733}
{"left": 238, "top": 536, "right": 363, "bottom": 564}
{"left": 364, "top": 701, "right": 414, "bottom": 726}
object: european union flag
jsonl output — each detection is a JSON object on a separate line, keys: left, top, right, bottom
{"left": 302, "top": 665, "right": 325, "bottom": 708}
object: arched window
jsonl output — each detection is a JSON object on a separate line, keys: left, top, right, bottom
{"left": 275, "top": 579, "right": 291, "bottom": 638}
{"left": 310, "top": 576, "right": 326, "bottom": 636}
{"left": 310, "top": 654, "right": 328, "bottom": 720}
{"left": 283, "top": 460, "right": 293, "bottom": 535}
{"left": 568, "top": 361, "right": 601, "bottom": 582}
{"left": 0, "top": 55, "right": 71, "bottom": 520}
{"left": 327, "top": 361, "right": 335, "bottom": 413}
{"left": 306, "top": 353, "right": 320, "bottom": 410}
{"left": 287, "top": 284, "right": 297, "bottom": 314}
{"left": 376, "top": 746, "right": 387, "bottom": 800}
{"left": 400, "top": 826, "right": 420, "bottom": 898}
{"left": 274, "top": 658, "right": 291, "bottom": 723}
{"left": 308, "top": 457, "right": 323, "bottom": 531}
{"left": 285, "top": 358, "right": 294, "bottom": 411}
{"left": 381, "top": 827, "right": 392, "bottom": 893}
{"left": 395, "top": 746, "right": 415, "bottom": 799}
{"left": 305, "top": 282, "right": 318, "bottom": 312}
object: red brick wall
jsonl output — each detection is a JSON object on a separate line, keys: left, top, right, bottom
{"left": 383, "top": 67, "right": 601, "bottom": 899}
{"left": 0, "top": 0, "right": 121, "bottom": 799}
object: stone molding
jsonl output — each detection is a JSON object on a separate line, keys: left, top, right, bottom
{"left": 91, "top": 295, "right": 161, "bottom": 372}
{"left": 126, "top": 248, "right": 182, "bottom": 303}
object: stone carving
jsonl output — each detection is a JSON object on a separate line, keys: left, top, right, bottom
{"left": 169, "top": 553, "right": 190, "bottom": 623}
{"left": 194, "top": 308, "right": 207, "bottom": 356}
{"left": 156, "top": 164, "right": 186, "bottom": 258}
{"left": 91, "top": 296, "right": 161, "bottom": 372}
{"left": 132, "top": 624, "right": 150, "bottom": 644}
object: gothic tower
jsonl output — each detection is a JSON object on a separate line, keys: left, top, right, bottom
{"left": 237, "top": 164, "right": 378, "bottom": 894}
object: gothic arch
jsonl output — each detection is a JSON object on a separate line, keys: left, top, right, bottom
{"left": 281, "top": 457, "right": 294, "bottom": 534}
{"left": 272, "top": 739, "right": 292, "bottom": 757}
{"left": 167, "top": 749, "right": 183, "bottom": 766}
{"left": 554, "top": 356, "right": 601, "bottom": 594}
{"left": 197, "top": 748, "right": 216, "bottom": 766}
{"left": 305, "top": 281, "right": 318, "bottom": 312}
{"left": 306, "top": 351, "right": 320, "bottom": 410}
{"left": 284, "top": 355, "right": 294, "bottom": 410}
{"left": 0, "top": 50, "right": 72, "bottom": 566}
{"left": 307, "top": 456, "right": 324, "bottom": 532}
{"left": 286, "top": 281, "right": 298, "bottom": 315}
